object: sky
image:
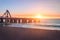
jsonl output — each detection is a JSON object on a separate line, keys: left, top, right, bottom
{"left": 0, "top": 0, "right": 60, "bottom": 18}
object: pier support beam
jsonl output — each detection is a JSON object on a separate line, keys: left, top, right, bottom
{"left": 0, "top": 18, "right": 3, "bottom": 23}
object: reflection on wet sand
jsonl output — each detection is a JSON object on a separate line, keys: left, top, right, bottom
{"left": 0, "top": 27, "right": 60, "bottom": 40}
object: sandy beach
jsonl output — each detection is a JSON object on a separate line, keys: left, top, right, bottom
{"left": 0, "top": 27, "right": 60, "bottom": 40}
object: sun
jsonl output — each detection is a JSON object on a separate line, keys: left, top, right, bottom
{"left": 34, "top": 15, "right": 43, "bottom": 18}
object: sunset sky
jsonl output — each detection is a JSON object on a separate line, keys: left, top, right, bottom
{"left": 0, "top": 0, "right": 60, "bottom": 18}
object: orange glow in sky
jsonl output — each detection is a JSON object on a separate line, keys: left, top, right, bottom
{"left": 9, "top": 13, "right": 60, "bottom": 19}
{"left": 34, "top": 14, "right": 44, "bottom": 18}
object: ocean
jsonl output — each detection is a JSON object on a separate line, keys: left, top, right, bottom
{"left": 0, "top": 19, "right": 60, "bottom": 30}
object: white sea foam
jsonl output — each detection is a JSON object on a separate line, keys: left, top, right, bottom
{"left": 7, "top": 23, "right": 60, "bottom": 30}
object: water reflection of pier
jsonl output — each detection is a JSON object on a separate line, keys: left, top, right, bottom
{"left": 0, "top": 10, "right": 40, "bottom": 23}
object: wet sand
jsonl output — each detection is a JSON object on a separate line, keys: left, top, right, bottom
{"left": 0, "top": 27, "right": 60, "bottom": 40}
